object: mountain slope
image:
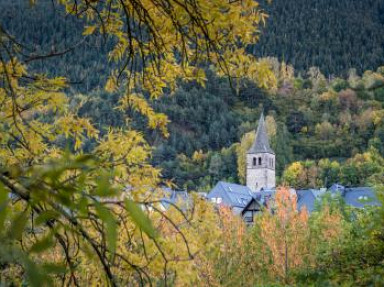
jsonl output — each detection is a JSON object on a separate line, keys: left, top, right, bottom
{"left": 0, "top": 0, "right": 383, "bottom": 80}
{"left": 254, "top": 0, "right": 384, "bottom": 75}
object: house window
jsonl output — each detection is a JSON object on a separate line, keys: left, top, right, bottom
{"left": 253, "top": 157, "right": 256, "bottom": 166}
{"left": 258, "top": 157, "right": 262, "bottom": 165}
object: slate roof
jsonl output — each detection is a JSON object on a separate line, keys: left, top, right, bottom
{"left": 329, "top": 183, "right": 345, "bottom": 193}
{"left": 208, "top": 181, "right": 381, "bottom": 219}
{"left": 248, "top": 113, "right": 275, "bottom": 154}
{"left": 297, "top": 189, "right": 321, "bottom": 213}
{"left": 297, "top": 186, "right": 380, "bottom": 212}
{"left": 254, "top": 188, "right": 276, "bottom": 205}
{"left": 207, "top": 181, "right": 254, "bottom": 213}
{"left": 343, "top": 187, "right": 380, "bottom": 208}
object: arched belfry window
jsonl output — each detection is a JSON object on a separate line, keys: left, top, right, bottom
{"left": 258, "top": 157, "right": 262, "bottom": 165}
{"left": 253, "top": 157, "right": 256, "bottom": 166}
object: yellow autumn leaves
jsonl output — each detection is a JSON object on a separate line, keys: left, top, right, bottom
{"left": 64, "top": 0, "right": 277, "bottom": 96}
{"left": 0, "top": 59, "right": 97, "bottom": 165}
{"left": 0, "top": 0, "right": 281, "bottom": 285}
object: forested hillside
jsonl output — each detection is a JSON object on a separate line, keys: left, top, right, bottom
{"left": 75, "top": 61, "right": 384, "bottom": 191}
{"left": 3, "top": 1, "right": 384, "bottom": 286}
{"left": 1, "top": 0, "right": 384, "bottom": 87}
{"left": 254, "top": 0, "right": 384, "bottom": 75}
{"left": 151, "top": 63, "right": 384, "bottom": 190}
{"left": 0, "top": 0, "right": 112, "bottom": 92}
{"left": 2, "top": 0, "right": 384, "bottom": 191}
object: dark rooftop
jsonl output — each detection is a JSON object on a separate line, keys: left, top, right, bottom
{"left": 247, "top": 112, "right": 275, "bottom": 154}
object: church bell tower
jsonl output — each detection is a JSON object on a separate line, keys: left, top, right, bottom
{"left": 246, "top": 113, "right": 276, "bottom": 192}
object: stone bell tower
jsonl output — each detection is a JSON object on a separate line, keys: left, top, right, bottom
{"left": 246, "top": 113, "right": 276, "bottom": 192}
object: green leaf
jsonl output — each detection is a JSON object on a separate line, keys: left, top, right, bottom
{"left": 42, "top": 263, "right": 67, "bottom": 275}
{"left": 94, "top": 202, "right": 117, "bottom": 255}
{"left": 9, "top": 210, "right": 29, "bottom": 240}
{"left": 35, "top": 210, "right": 60, "bottom": 226}
{"left": 125, "top": 199, "right": 157, "bottom": 239}
{"left": 77, "top": 196, "right": 89, "bottom": 216}
{"left": 95, "top": 173, "right": 112, "bottom": 197}
{"left": 29, "top": 234, "right": 54, "bottom": 253}
{"left": 75, "top": 154, "right": 95, "bottom": 164}
{"left": 0, "top": 182, "right": 8, "bottom": 230}
{"left": 24, "top": 257, "right": 49, "bottom": 287}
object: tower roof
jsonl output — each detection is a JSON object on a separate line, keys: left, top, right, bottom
{"left": 247, "top": 113, "right": 275, "bottom": 154}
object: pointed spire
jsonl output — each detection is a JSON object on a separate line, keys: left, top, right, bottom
{"left": 247, "top": 112, "right": 275, "bottom": 154}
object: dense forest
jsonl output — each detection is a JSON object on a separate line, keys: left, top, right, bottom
{"left": 150, "top": 63, "right": 384, "bottom": 190}
{"left": 2, "top": 0, "right": 384, "bottom": 85}
{"left": 254, "top": 0, "right": 384, "bottom": 75}
{"left": 2, "top": 1, "right": 384, "bottom": 286}
{"left": 1, "top": 0, "right": 384, "bottom": 191}
{"left": 61, "top": 61, "right": 383, "bottom": 191}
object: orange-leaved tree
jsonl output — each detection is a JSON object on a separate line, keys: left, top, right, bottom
{"left": 257, "top": 187, "right": 309, "bottom": 282}
{"left": 246, "top": 187, "right": 347, "bottom": 285}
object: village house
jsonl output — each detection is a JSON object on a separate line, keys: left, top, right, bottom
{"left": 162, "top": 113, "right": 380, "bottom": 223}
{"left": 206, "top": 113, "right": 380, "bottom": 223}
